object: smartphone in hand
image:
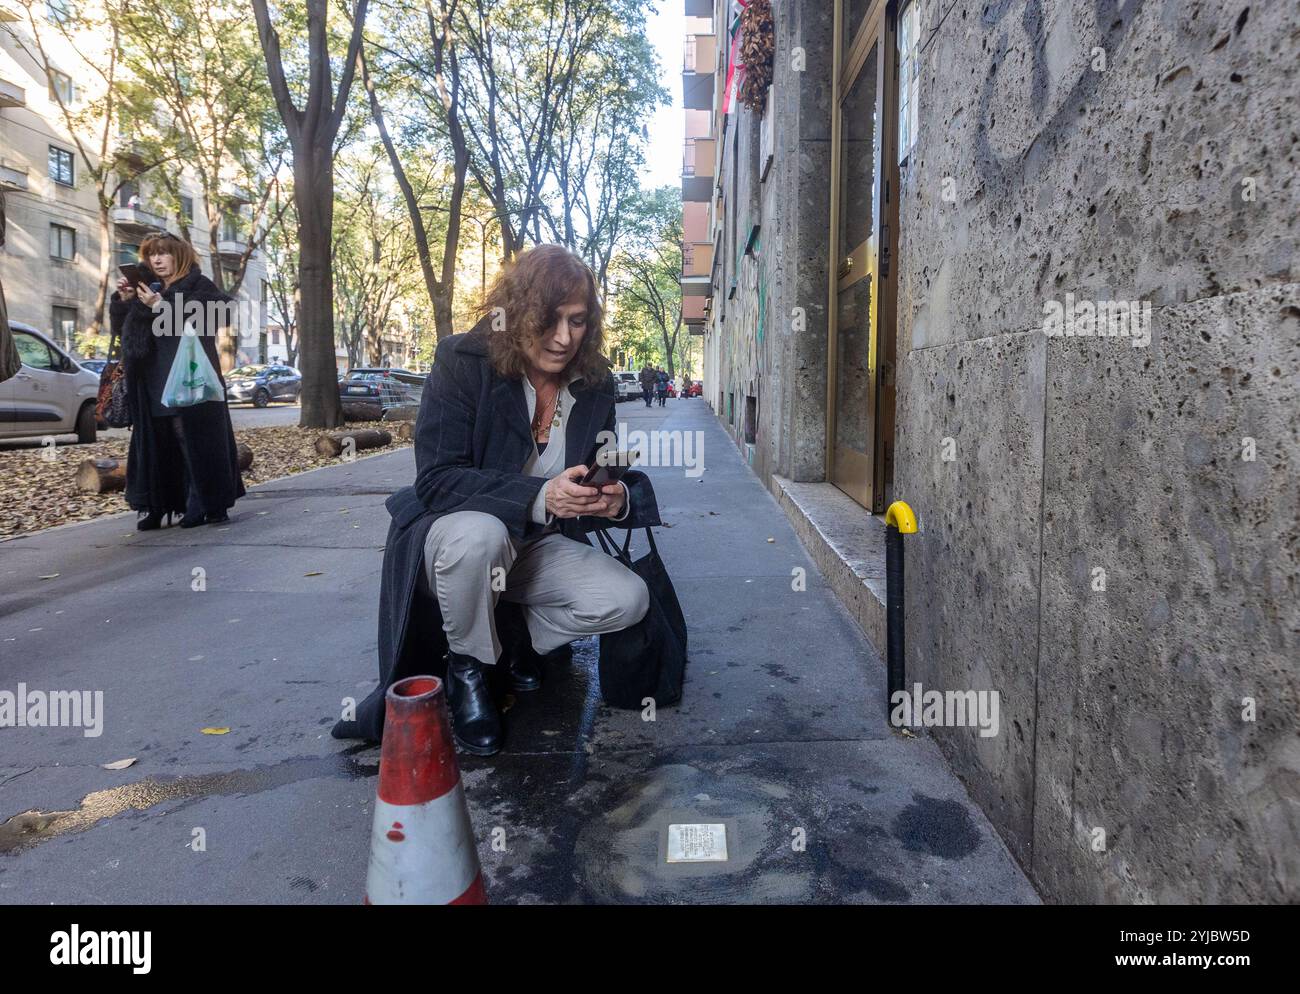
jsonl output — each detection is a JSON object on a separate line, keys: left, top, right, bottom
{"left": 117, "top": 263, "right": 152, "bottom": 287}
{"left": 580, "top": 449, "right": 640, "bottom": 487}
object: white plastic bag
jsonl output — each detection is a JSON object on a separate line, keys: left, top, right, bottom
{"left": 161, "top": 323, "right": 224, "bottom": 407}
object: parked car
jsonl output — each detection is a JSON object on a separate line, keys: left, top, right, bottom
{"left": 0, "top": 322, "right": 100, "bottom": 443}
{"left": 339, "top": 367, "right": 425, "bottom": 421}
{"left": 613, "top": 371, "right": 642, "bottom": 402}
{"left": 77, "top": 358, "right": 108, "bottom": 377}
{"left": 685, "top": 380, "right": 703, "bottom": 398}
{"left": 225, "top": 363, "right": 302, "bottom": 407}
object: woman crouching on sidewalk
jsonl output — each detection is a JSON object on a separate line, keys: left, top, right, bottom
{"left": 334, "top": 244, "right": 661, "bottom": 754}
{"left": 110, "top": 232, "right": 244, "bottom": 529}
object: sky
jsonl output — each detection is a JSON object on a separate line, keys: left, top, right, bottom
{"left": 641, "top": 1, "right": 690, "bottom": 193}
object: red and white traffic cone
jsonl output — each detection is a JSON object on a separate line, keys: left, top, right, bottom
{"left": 364, "top": 675, "right": 487, "bottom": 904}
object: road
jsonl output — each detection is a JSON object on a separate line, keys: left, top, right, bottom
{"left": 0, "top": 395, "right": 1037, "bottom": 904}
{"left": 0, "top": 402, "right": 303, "bottom": 451}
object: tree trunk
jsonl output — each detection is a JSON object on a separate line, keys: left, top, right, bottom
{"left": 295, "top": 148, "right": 344, "bottom": 428}
{"left": 314, "top": 427, "right": 390, "bottom": 457}
{"left": 75, "top": 458, "right": 126, "bottom": 493}
{"left": 90, "top": 204, "right": 113, "bottom": 339}
{"left": 78, "top": 446, "right": 253, "bottom": 492}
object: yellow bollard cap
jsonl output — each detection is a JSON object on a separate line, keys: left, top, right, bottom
{"left": 884, "top": 500, "right": 918, "bottom": 534}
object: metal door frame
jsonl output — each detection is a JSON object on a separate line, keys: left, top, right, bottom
{"left": 826, "top": 0, "right": 901, "bottom": 513}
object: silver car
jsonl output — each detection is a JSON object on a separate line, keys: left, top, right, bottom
{"left": 0, "top": 322, "right": 100, "bottom": 444}
{"left": 613, "top": 370, "right": 642, "bottom": 402}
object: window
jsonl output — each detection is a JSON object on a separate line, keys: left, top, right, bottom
{"left": 116, "top": 242, "right": 140, "bottom": 266}
{"left": 51, "top": 308, "right": 78, "bottom": 354}
{"left": 14, "top": 332, "right": 58, "bottom": 371}
{"left": 180, "top": 195, "right": 194, "bottom": 221}
{"left": 48, "top": 146, "right": 74, "bottom": 186}
{"left": 221, "top": 213, "right": 241, "bottom": 242}
{"left": 271, "top": 328, "right": 281, "bottom": 345}
{"left": 896, "top": 0, "right": 921, "bottom": 166}
{"left": 49, "top": 223, "right": 76, "bottom": 261}
{"left": 48, "top": 69, "right": 73, "bottom": 106}
{"left": 119, "top": 180, "right": 139, "bottom": 208}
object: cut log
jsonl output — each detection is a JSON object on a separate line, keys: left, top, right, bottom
{"left": 236, "top": 442, "right": 253, "bottom": 472}
{"left": 75, "top": 458, "right": 126, "bottom": 494}
{"left": 314, "top": 428, "right": 391, "bottom": 458}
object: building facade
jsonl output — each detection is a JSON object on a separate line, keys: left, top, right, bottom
{"left": 0, "top": 0, "right": 268, "bottom": 362}
{"left": 686, "top": 0, "right": 1297, "bottom": 902}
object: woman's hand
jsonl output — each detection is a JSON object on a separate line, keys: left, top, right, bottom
{"left": 136, "top": 285, "right": 161, "bottom": 307}
{"left": 588, "top": 482, "right": 626, "bottom": 518}
{"left": 544, "top": 466, "right": 603, "bottom": 519}
{"left": 116, "top": 276, "right": 136, "bottom": 300}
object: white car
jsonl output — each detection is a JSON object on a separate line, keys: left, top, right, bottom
{"left": 613, "top": 370, "right": 642, "bottom": 402}
{"left": 0, "top": 322, "right": 100, "bottom": 444}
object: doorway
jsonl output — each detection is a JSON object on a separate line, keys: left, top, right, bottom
{"left": 827, "top": 0, "right": 900, "bottom": 513}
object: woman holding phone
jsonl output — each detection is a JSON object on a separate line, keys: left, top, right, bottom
{"left": 109, "top": 232, "right": 244, "bottom": 529}
{"left": 333, "top": 244, "right": 661, "bottom": 754}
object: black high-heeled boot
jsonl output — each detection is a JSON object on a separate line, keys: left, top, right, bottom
{"left": 178, "top": 484, "right": 206, "bottom": 528}
{"left": 445, "top": 651, "right": 502, "bottom": 756}
{"left": 136, "top": 510, "right": 164, "bottom": 531}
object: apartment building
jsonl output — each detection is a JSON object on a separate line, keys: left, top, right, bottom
{"left": 0, "top": 0, "right": 268, "bottom": 362}
{"left": 685, "top": 0, "right": 1296, "bottom": 903}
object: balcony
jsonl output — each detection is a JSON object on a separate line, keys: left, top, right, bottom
{"left": 683, "top": 241, "right": 713, "bottom": 280}
{"left": 217, "top": 239, "right": 254, "bottom": 260}
{"left": 0, "top": 160, "right": 27, "bottom": 191}
{"left": 682, "top": 34, "right": 716, "bottom": 111}
{"left": 0, "top": 75, "right": 25, "bottom": 109}
{"left": 112, "top": 205, "right": 169, "bottom": 234}
{"left": 683, "top": 137, "right": 715, "bottom": 201}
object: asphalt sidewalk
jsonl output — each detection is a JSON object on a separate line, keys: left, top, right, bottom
{"left": 0, "top": 397, "right": 1037, "bottom": 903}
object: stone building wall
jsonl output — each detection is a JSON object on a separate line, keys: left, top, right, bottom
{"left": 705, "top": 0, "right": 1296, "bottom": 902}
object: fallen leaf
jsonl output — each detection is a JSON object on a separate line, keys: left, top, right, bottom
{"left": 101, "top": 757, "right": 137, "bottom": 770}
{"left": 38, "top": 573, "right": 60, "bottom": 580}
{"left": 304, "top": 571, "right": 324, "bottom": 577}
{"left": 200, "top": 727, "right": 230, "bottom": 735}
{"left": 900, "top": 728, "right": 917, "bottom": 739}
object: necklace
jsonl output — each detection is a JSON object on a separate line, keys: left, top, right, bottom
{"left": 532, "top": 382, "right": 562, "bottom": 439}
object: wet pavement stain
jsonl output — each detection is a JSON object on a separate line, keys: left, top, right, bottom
{"left": 0, "top": 753, "right": 375, "bottom": 856}
{"left": 892, "top": 793, "right": 982, "bottom": 859}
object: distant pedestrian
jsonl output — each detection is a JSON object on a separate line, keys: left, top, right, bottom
{"left": 655, "top": 367, "right": 669, "bottom": 407}
{"left": 639, "top": 363, "right": 655, "bottom": 407}
{"left": 113, "top": 232, "right": 244, "bottom": 530}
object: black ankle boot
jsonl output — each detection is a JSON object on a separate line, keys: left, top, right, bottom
{"left": 506, "top": 644, "right": 543, "bottom": 693}
{"left": 137, "top": 510, "right": 164, "bottom": 531}
{"left": 445, "top": 651, "right": 502, "bottom": 756}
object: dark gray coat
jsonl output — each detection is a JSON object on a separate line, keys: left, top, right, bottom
{"left": 338, "top": 318, "right": 661, "bottom": 741}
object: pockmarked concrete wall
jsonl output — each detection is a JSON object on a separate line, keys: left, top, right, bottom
{"left": 894, "top": 0, "right": 1298, "bottom": 902}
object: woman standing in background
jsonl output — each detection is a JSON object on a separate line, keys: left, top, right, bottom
{"left": 112, "top": 232, "right": 244, "bottom": 529}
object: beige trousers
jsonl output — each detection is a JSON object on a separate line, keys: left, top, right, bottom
{"left": 420, "top": 510, "right": 650, "bottom": 665}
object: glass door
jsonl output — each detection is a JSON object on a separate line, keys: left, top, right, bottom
{"left": 828, "top": 0, "right": 899, "bottom": 512}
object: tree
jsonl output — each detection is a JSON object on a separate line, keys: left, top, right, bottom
{"left": 359, "top": 2, "right": 467, "bottom": 342}
{"left": 264, "top": 182, "right": 301, "bottom": 367}
{"left": 252, "top": 0, "right": 370, "bottom": 427}
{"left": 608, "top": 187, "right": 683, "bottom": 378}
{"left": 332, "top": 152, "right": 422, "bottom": 367}
{"left": 121, "top": 0, "right": 289, "bottom": 370}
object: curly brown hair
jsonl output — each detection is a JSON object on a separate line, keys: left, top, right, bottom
{"left": 480, "top": 244, "right": 608, "bottom": 388}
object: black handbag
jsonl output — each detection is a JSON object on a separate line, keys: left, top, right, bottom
{"left": 593, "top": 526, "right": 688, "bottom": 709}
